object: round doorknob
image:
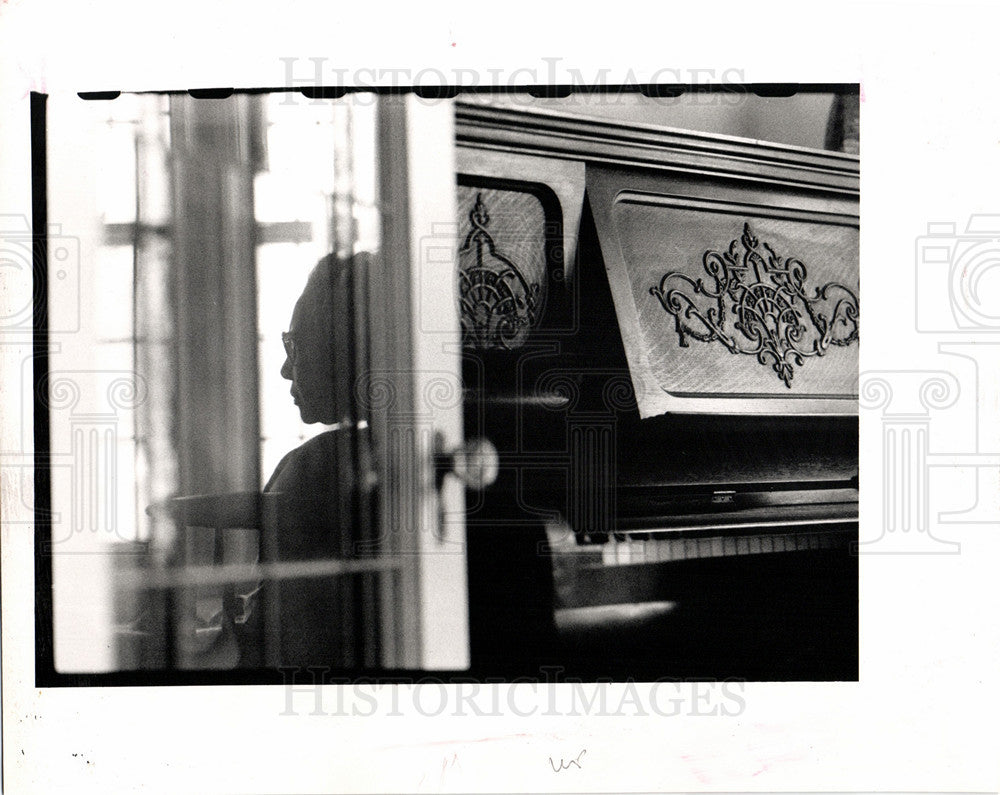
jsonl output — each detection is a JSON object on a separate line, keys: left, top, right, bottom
{"left": 436, "top": 435, "right": 499, "bottom": 491}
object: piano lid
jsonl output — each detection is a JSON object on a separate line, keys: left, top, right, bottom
{"left": 586, "top": 163, "right": 860, "bottom": 419}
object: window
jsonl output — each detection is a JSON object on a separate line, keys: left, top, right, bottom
{"left": 44, "top": 91, "right": 466, "bottom": 678}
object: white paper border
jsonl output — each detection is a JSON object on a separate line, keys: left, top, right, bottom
{"left": 2, "top": 1, "right": 998, "bottom": 792}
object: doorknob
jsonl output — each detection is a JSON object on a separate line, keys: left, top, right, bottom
{"left": 435, "top": 434, "right": 499, "bottom": 491}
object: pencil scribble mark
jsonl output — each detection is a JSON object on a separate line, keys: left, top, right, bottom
{"left": 549, "top": 748, "right": 586, "bottom": 772}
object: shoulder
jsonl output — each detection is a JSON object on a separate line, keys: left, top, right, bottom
{"left": 264, "top": 430, "right": 344, "bottom": 493}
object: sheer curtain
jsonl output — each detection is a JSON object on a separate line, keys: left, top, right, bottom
{"left": 49, "top": 91, "right": 381, "bottom": 672}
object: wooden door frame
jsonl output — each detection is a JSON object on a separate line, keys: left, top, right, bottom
{"left": 375, "top": 96, "right": 469, "bottom": 670}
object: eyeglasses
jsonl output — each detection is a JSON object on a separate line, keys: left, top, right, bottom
{"left": 281, "top": 332, "right": 296, "bottom": 362}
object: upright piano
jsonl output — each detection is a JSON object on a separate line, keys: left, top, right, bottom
{"left": 455, "top": 100, "right": 859, "bottom": 680}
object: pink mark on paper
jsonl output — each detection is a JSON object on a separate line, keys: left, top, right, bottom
{"left": 680, "top": 753, "right": 714, "bottom": 786}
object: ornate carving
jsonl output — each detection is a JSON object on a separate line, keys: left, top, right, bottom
{"left": 459, "top": 193, "right": 540, "bottom": 350}
{"left": 649, "top": 222, "right": 859, "bottom": 387}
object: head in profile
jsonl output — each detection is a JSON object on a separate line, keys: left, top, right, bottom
{"left": 280, "top": 254, "right": 347, "bottom": 426}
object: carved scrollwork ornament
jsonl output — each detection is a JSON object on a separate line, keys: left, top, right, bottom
{"left": 649, "top": 222, "right": 859, "bottom": 387}
{"left": 458, "top": 193, "right": 540, "bottom": 350}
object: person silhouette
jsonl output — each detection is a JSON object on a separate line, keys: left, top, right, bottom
{"left": 266, "top": 253, "right": 347, "bottom": 498}
{"left": 258, "top": 252, "right": 369, "bottom": 667}
{"left": 157, "top": 254, "right": 367, "bottom": 669}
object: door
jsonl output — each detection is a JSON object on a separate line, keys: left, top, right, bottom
{"left": 41, "top": 91, "right": 471, "bottom": 678}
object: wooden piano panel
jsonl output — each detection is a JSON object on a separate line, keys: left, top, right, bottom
{"left": 587, "top": 164, "right": 860, "bottom": 417}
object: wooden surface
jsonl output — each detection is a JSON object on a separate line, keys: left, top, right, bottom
{"left": 588, "top": 164, "right": 859, "bottom": 416}
{"left": 456, "top": 146, "right": 585, "bottom": 286}
{"left": 455, "top": 102, "right": 860, "bottom": 417}
{"left": 454, "top": 101, "right": 859, "bottom": 194}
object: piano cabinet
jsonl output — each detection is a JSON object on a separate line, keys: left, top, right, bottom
{"left": 456, "top": 102, "right": 859, "bottom": 680}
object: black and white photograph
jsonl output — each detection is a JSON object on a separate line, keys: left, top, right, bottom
{"left": 37, "top": 86, "right": 859, "bottom": 683}
{"left": 2, "top": 3, "right": 998, "bottom": 793}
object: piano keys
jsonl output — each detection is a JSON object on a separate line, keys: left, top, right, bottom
{"left": 597, "top": 525, "right": 852, "bottom": 567}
